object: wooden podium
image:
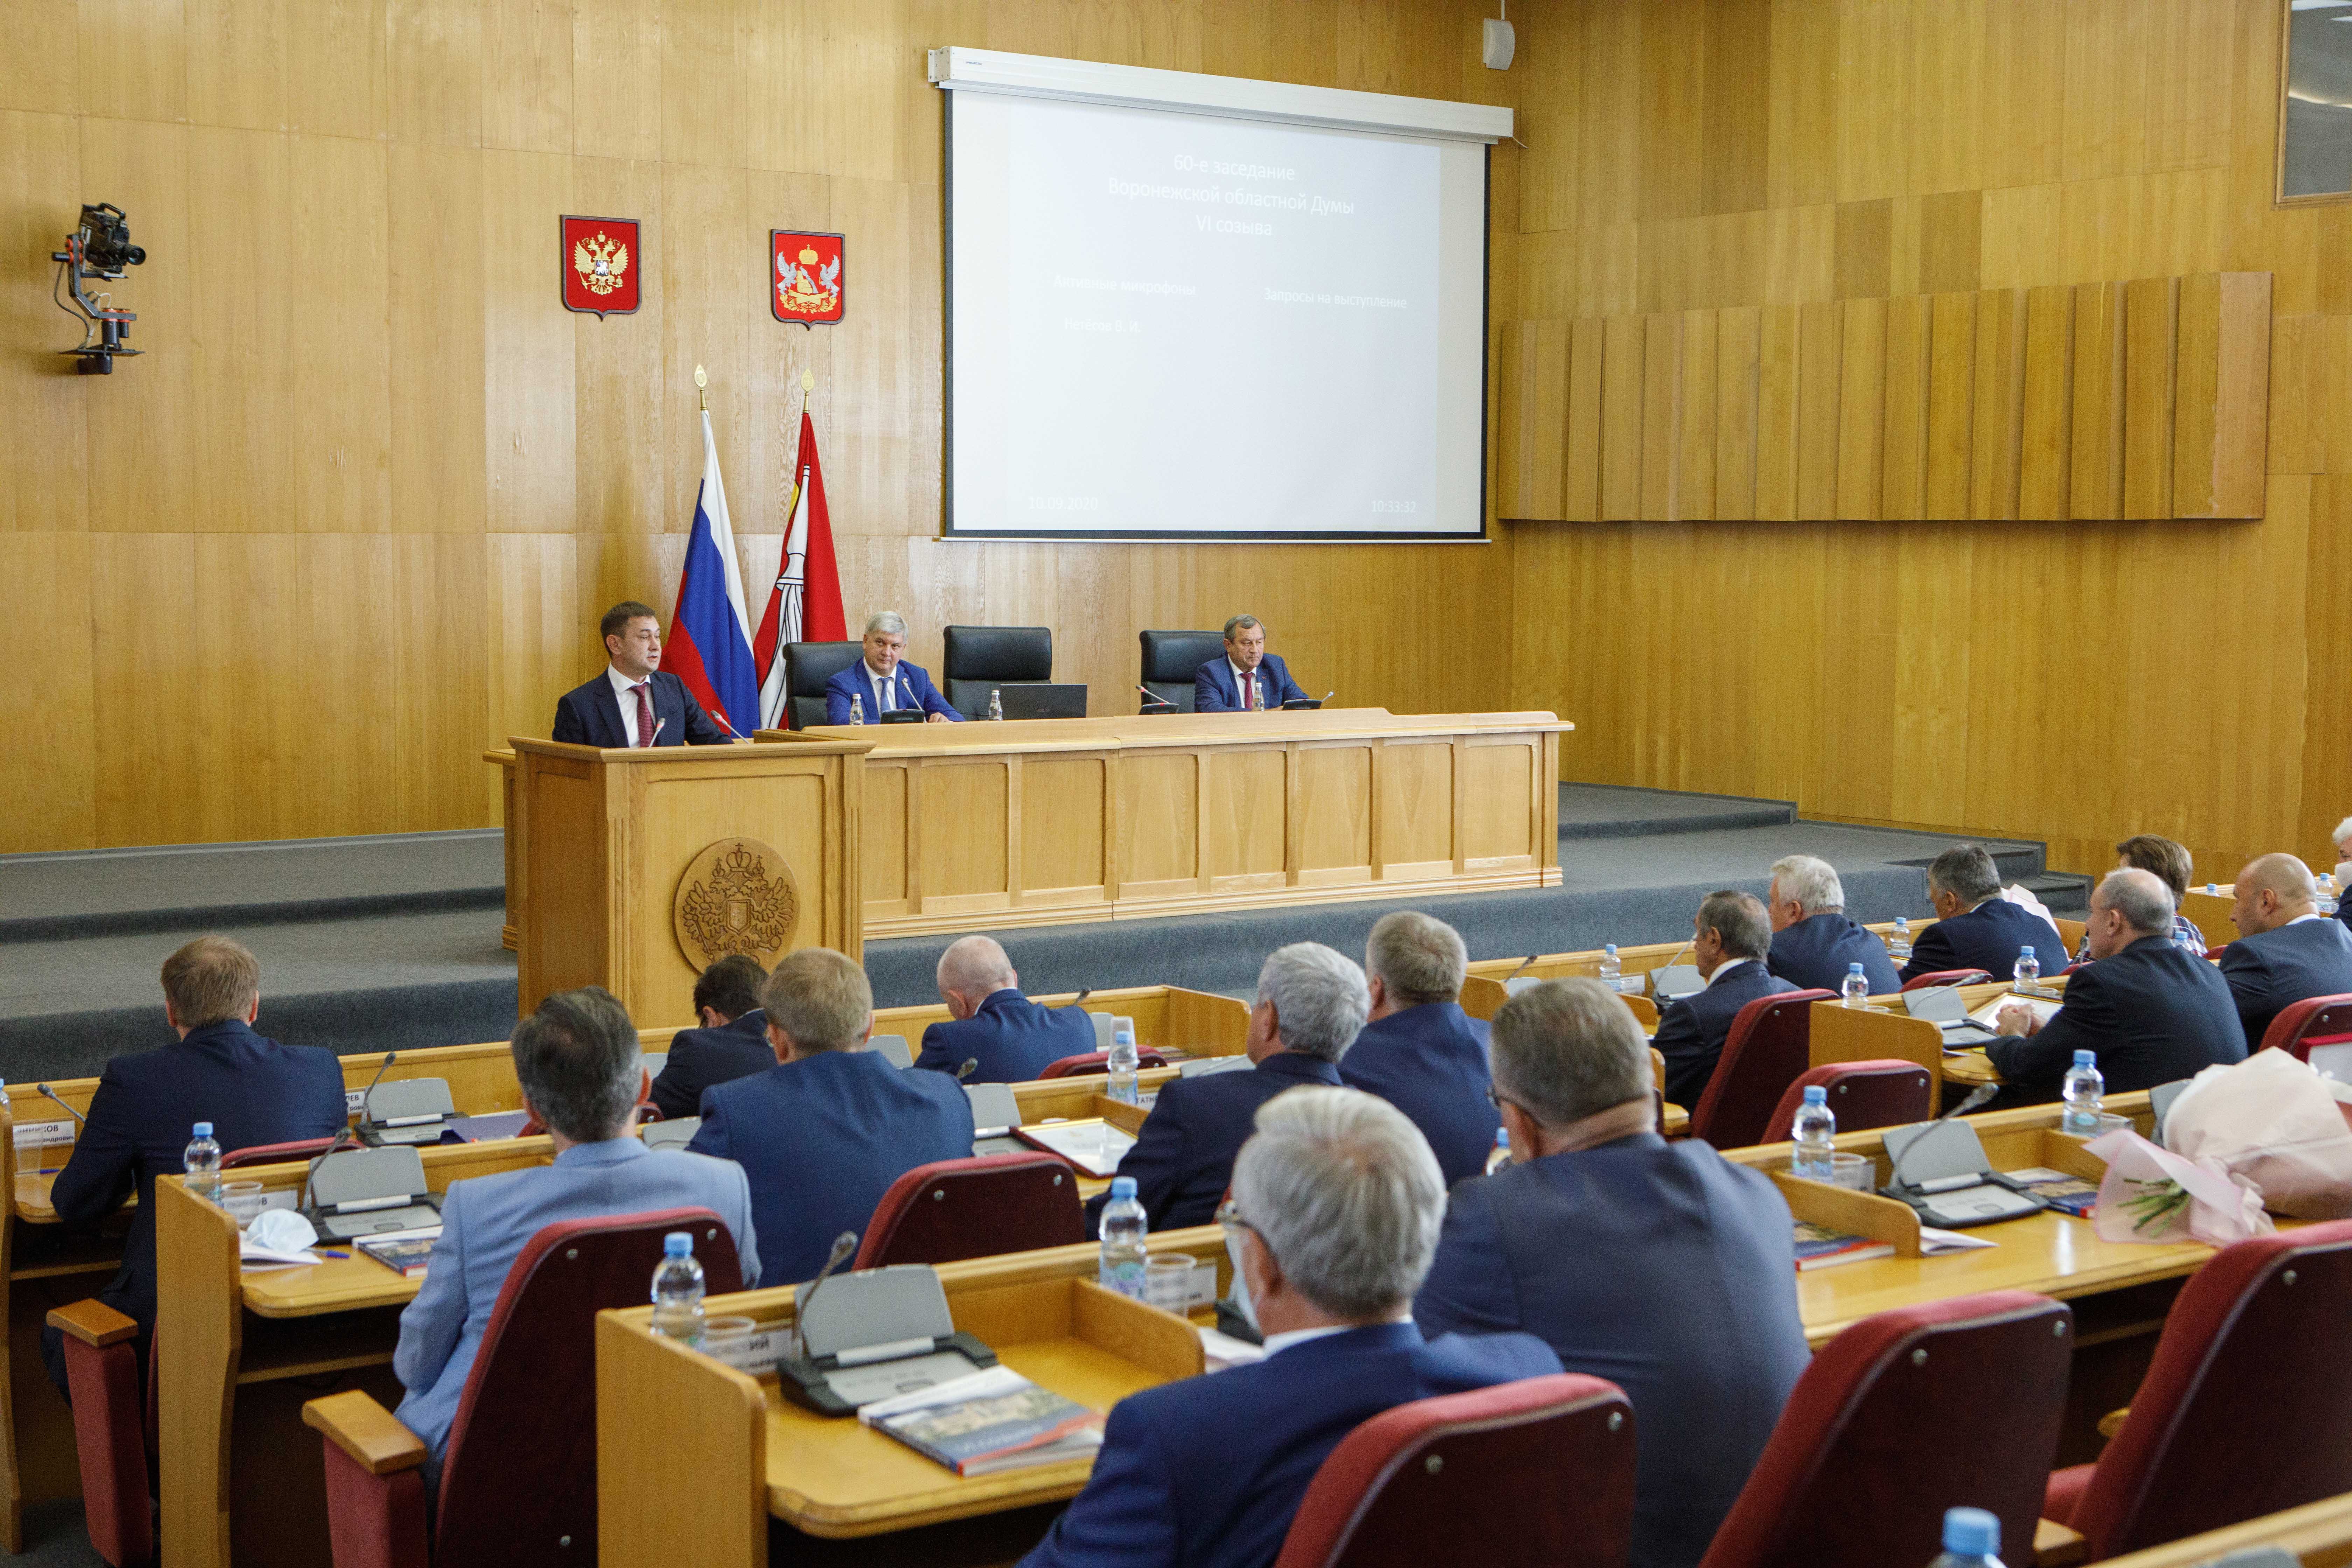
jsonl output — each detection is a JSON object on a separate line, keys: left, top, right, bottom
{"left": 492, "top": 737, "right": 870, "bottom": 1024}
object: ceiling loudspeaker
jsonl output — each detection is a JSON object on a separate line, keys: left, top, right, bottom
{"left": 1483, "top": 16, "right": 1516, "bottom": 71}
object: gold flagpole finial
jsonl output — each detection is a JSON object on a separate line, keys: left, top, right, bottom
{"left": 694, "top": 363, "right": 709, "bottom": 412}
{"left": 801, "top": 369, "right": 816, "bottom": 393}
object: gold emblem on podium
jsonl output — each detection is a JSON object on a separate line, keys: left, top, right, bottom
{"left": 673, "top": 839, "right": 800, "bottom": 971}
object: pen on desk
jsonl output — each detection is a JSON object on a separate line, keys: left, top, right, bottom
{"left": 315, "top": 1249, "right": 350, "bottom": 1259}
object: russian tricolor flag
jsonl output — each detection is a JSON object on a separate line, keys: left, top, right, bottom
{"left": 665, "top": 412, "right": 761, "bottom": 738}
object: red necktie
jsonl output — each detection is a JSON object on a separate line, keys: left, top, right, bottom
{"left": 635, "top": 683, "right": 654, "bottom": 747}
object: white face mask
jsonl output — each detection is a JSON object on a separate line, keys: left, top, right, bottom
{"left": 2334, "top": 860, "right": 2352, "bottom": 889}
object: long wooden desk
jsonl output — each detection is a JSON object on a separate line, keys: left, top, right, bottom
{"left": 2099, "top": 1489, "right": 2352, "bottom": 1567}
{"left": 743, "top": 707, "right": 1570, "bottom": 940}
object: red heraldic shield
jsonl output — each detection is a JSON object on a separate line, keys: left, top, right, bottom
{"left": 771, "top": 231, "right": 845, "bottom": 326}
{"left": 562, "top": 215, "right": 640, "bottom": 317}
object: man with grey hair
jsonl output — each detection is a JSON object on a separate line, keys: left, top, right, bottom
{"left": 689, "top": 949, "right": 972, "bottom": 1280}
{"left": 1338, "top": 911, "right": 1502, "bottom": 1185}
{"left": 1652, "top": 890, "right": 1801, "bottom": 1111}
{"left": 1023, "top": 1088, "right": 1560, "bottom": 1568}
{"left": 1764, "top": 853, "right": 1898, "bottom": 995}
{"left": 1416, "top": 979, "right": 1809, "bottom": 1568}
{"left": 393, "top": 988, "right": 760, "bottom": 1485}
{"left": 912, "top": 934, "right": 1096, "bottom": 1082}
{"left": 1898, "top": 842, "right": 2066, "bottom": 986}
{"left": 822, "top": 609, "right": 962, "bottom": 723}
{"left": 1194, "top": 613, "right": 1310, "bottom": 713}
{"left": 2221, "top": 853, "right": 2352, "bottom": 1046}
{"left": 1085, "top": 942, "right": 1366, "bottom": 1236}
{"left": 1988, "top": 868, "right": 2245, "bottom": 1106}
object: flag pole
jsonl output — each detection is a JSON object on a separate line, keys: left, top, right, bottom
{"left": 695, "top": 363, "right": 708, "bottom": 413}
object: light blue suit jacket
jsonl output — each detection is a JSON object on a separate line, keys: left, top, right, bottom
{"left": 391, "top": 1139, "right": 760, "bottom": 1482}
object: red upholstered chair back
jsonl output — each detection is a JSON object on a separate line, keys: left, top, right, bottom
{"left": 2259, "top": 993, "right": 2352, "bottom": 1065}
{"left": 851, "top": 1154, "right": 1087, "bottom": 1269}
{"left": 1698, "top": 1291, "right": 2072, "bottom": 1568}
{"left": 2067, "top": 1219, "right": 2352, "bottom": 1561}
{"left": 222, "top": 1135, "right": 342, "bottom": 1169}
{"left": 1037, "top": 1048, "right": 1169, "bottom": 1079}
{"left": 1273, "top": 1373, "right": 1636, "bottom": 1568}
{"left": 1900, "top": 969, "right": 1992, "bottom": 992}
{"left": 432, "top": 1208, "right": 743, "bottom": 1568}
{"left": 1689, "top": 991, "right": 1834, "bottom": 1149}
{"left": 1761, "top": 1060, "right": 1934, "bottom": 1145}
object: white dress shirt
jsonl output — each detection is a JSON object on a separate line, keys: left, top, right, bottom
{"left": 1260, "top": 1323, "right": 1360, "bottom": 1358}
{"left": 605, "top": 665, "right": 653, "bottom": 747}
{"left": 1703, "top": 956, "right": 1760, "bottom": 990}
{"left": 1230, "top": 658, "right": 1265, "bottom": 710}
{"left": 865, "top": 660, "right": 899, "bottom": 712}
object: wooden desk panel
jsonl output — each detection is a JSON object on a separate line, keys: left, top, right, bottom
{"left": 762, "top": 709, "right": 1569, "bottom": 939}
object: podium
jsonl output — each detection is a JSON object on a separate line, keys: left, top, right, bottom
{"left": 491, "top": 737, "right": 871, "bottom": 1024}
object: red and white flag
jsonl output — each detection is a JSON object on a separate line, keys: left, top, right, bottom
{"left": 755, "top": 409, "right": 847, "bottom": 728}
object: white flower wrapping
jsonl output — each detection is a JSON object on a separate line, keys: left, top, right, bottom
{"left": 2084, "top": 1127, "right": 2271, "bottom": 1246}
{"left": 2162, "top": 1049, "right": 2352, "bottom": 1220}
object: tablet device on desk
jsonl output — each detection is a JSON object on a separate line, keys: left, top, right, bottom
{"left": 359, "top": 1078, "right": 458, "bottom": 1147}
{"left": 1903, "top": 986, "right": 2002, "bottom": 1047}
{"left": 1879, "top": 1120, "right": 2046, "bottom": 1229}
{"left": 996, "top": 683, "right": 1087, "bottom": 719}
{"left": 304, "top": 1146, "right": 445, "bottom": 1241}
{"left": 965, "top": 1084, "right": 1027, "bottom": 1156}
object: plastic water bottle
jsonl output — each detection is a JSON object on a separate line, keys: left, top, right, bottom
{"left": 1841, "top": 962, "right": 1870, "bottom": 1007}
{"left": 650, "top": 1232, "right": 707, "bottom": 1343}
{"left": 1791, "top": 1087, "right": 1836, "bottom": 1183}
{"left": 183, "top": 1122, "right": 223, "bottom": 1206}
{"left": 2013, "top": 946, "right": 2040, "bottom": 991}
{"left": 1485, "top": 1126, "right": 1514, "bottom": 1175}
{"left": 2062, "top": 1051, "right": 2105, "bottom": 1138}
{"left": 848, "top": 693, "right": 864, "bottom": 725}
{"left": 988, "top": 688, "right": 1004, "bottom": 721}
{"left": 1107, "top": 1022, "right": 1140, "bottom": 1106}
{"left": 2322, "top": 874, "right": 2340, "bottom": 918}
{"left": 1098, "top": 1177, "right": 1148, "bottom": 1300}
{"left": 1927, "top": 1506, "right": 2005, "bottom": 1568}
{"left": 1890, "top": 916, "right": 1913, "bottom": 958}
{"left": 1598, "top": 944, "right": 1622, "bottom": 992}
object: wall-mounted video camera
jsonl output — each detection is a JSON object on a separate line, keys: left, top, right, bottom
{"left": 52, "top": 203, "right": 146, "bottom": 374}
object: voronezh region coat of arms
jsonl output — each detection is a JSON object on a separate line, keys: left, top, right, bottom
{"left": 561, "top": 215, "right": 641, "bottom": 318}
{"left": 771, "top": 230, "right": 845, "bottom": 326}
{"left": 673, "top": 839, "right": 800, "bottom": 969}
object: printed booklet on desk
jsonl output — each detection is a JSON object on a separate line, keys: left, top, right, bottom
{"left": 2007, "top": 1167, "right": 2099, "bottom": 1218}
{"left": 1792, "top": 1221, "right": 1895, "bottom": 1272}
{"left": 1015, "top": 1118, "right": 1137, "bottom": 1179}
{"left": 861, "top": 1365, "right": 1104, "bottom": 1477}
{"left": 358, "top": 1234, "right": 439, "bottom": 1279}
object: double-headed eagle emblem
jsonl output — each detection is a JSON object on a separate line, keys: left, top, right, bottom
{"left": 573, "top": 231, "right": 629, "bottom": 297}
{"left": 674, "top": 839, "right": 800, "bottom": 969}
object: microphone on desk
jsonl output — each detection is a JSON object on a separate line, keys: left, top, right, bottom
{"left": 303, "top": 1052, "right": 398, "bottom": 1211}
{"left": 1503, "top": 956, "right": 1538, "bottom": 986}
{"left": 709, "top": 709, "right": 754, "bottom": 744}
{"left": 954, "top": 1059, "right": 979, "bottom": 1082}
{"left": 33, "top": 1085, "right": 86, "bottom": 1126}
{"left": 1938, "top": 1082, "right": 2001, "bottom": 1120}
{"left": 647, "top": 716, "right": 666, "bottom": 747}
{"left": 1071, "top": 988, "right": 1093, "bottom": 1007}
{"left": 792, "top": 1231, "right": 862, "bottom": 1361}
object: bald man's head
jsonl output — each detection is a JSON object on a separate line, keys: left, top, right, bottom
{"left": 2232, "top": 853, "right": 2318, "bottom": 937}
{"left": 936, "top": 935, "right": 1019, "bottom": 1019}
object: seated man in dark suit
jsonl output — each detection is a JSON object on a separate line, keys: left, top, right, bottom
{"left": 551, "top": 600, "right": 730, "bottom": 747}
{"left": 1193, "top": 614, "right": 1309, "bottom": 713}
{"left": 1415, "top": 978, "right": 1811, "bottom": 1568}
{"left": 2220, "top": 853, "right": 2352, "bottom": 1050}
{"left": 1989, "top": 869, "right": 2247, "bottom": 1105}
{"left": 822, "top": 610, "right": 962, "bottom": 723}
{"left": 393, "top": 988, "right": 758, "bottom": 1486}
{"left": 1765, "top": 854, "right": 1897, "bottom": 994}
{"left": 41, "top": 937, "right": 348, "bottom": 1396}
{"left": 1337, "top": 911, "right": 1500, "bottom": 1186}
{"left": 913, "top": 934, "right": 1097, "bottom": 1083}
{"left": 687, "top": 948, "right": 973, "bottom": 1282}
{"left": 1653, "top": 891, "right": 1800, "bottom": 1112}
{"left": 1024, "top": 1088, "right": 1561, "bottom": 1568}
{"left": 648, "top": 954, "right": 772, "bottom": 1121}
{"left": 1898, "top": 843, "right": 2068, "bottom": 985}
{"left": 1085, "top": 942, "right": 1363, "bottom": 1236}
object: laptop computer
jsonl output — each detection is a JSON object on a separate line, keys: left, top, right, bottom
{"left": 304, "top": 1145, "right": 444, "bottom": 1241}
{"left": 995, "top": 684, "right": 1087, "bottom": 720}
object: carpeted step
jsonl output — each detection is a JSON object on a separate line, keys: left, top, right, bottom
{"left": 1558, "top": 784, "right": 1797, "bottom": 841}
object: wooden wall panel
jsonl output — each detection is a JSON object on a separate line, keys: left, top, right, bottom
{"left": 1564, "top": 316, "right": 1606, "bottom": 520}
{"left": 2019, "top": 284, "right": 2075, "bottom": 520}
{"left": 1676, "top": 307, "right": 1717, "bottom": 519}
{"left": 1970, "top": 288, "right": 2026, "bottom": 520}
{"left": 1601, "top": 313, "right": 1646, "bottom": 519}
{"left": 2173, "top": 271, "right": 2272, "bottom": 520}
{"left": 1879, "top": 293, "right": 1931, "bottom": 520}
{"left": 2071, "top": 281, "right": 2128, "bottom": 521}
{"left": 2123, "top": 275, "right": 2180, "bottom": 520}
{"left": 1794, "top": 300, "right": 1843, "bottom": 520}
{"left": 1836, "top": 296, "right": 1884, "bottom": 520}
{"left": 1924, "top": 292, "right": 1976, "bottom": 519}
{"left": 1713, "top": 305, "right": 1759, "bottom": 519}
{"left": 1754, "top": 303, "right": 1801, "bottom": 520}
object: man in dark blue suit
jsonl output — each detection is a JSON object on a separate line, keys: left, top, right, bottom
{"left": 648, "top": 955, "right": 774, "bottom": 1121}
{"left": 1898, "top": 843, "right": 2066, "bottom": 986}
{"left": 1416, "top": 977, "right": 1811, "bottom": 1568}
{"left": 2220, "top": 854, "right": 2352, "bottom": 1048}
{"left": 913, "top": 935, "right": 1096, "bottom": 1083}
{"left": 822, "top": 611, "right": 962, "bottom": 723}
{"left": 41, "top": 938, "right": 348, "bottom": 1397}
{"left": 1024, "top": 1088, "right": 1562, "bottom": 1568}
{"left": 1989, "top": 870, "right": 2246, "bottom": 1106}
{"left": 2331, "top": 818, "right": 2352, "bottom": 936}
{"left": 687, "top": 948, "right": 973, "bottom": 1283}
{"left": 1338, "top": 911, "right": 1499, "bottom": 1186}
{"left": 1194, "top": 615, "right": 1309, "bottom": 713}
{"left": 1765, "top": 854, "right": 1898, "bottom": 994}
{"left": 1653, "top": 891, "right": 1802, "bottom": 1112}
{"left": 1084, "top": 942, "right": 1364, "bottom": 1236}
{"left": 551, "top": 601, "right": 732, "bottom": 747}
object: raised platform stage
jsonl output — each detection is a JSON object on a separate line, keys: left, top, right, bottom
{"left": 0, "top": 788, "right": 2079, "bottom": 1083}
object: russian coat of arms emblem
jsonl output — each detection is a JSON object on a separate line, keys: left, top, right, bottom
{"left": 560, "top": 215, "right": 641, "bottom": 318}
{"left": 673, "top": 839, "right": 800, "bottom": 969}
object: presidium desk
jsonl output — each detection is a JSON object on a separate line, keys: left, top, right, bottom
{"left": 492, "top": 709, "right": 1569, "bottom": 1012}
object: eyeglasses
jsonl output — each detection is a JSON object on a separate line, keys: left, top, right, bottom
{"left": 1485, "top": 1085, "right": 1526, "bottom": 1115}
{"left": 1215, "top": 1198, "right": 1262, "bottom": 1242}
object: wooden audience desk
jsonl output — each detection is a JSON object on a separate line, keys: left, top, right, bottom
{"left": 755, "top": 708, "right": 1570, "bottom": 940}
{"left": 2098, "top": 1489, "right": 2352, "bottom": 1567}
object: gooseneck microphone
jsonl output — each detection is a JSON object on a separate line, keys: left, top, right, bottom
{"left": 34, "top": 1085, "right": 86, "bottom": 1126}
{"left": 1938, "top": 1082, "right": 2001, "bottom": 1120}
{"left": 792, "top": 1231, "right": 862, "bottom": 1360}
{"left": 302, "top": 1051, "right": 397, "bottom": 1211}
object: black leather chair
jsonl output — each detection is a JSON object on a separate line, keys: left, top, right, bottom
{"left": 1139, "top": 630, "right": 1225, "bottom": 713}
{"left": 942, "top": 625, "right": 1053, "bottom": 718}
{"left": 783, "top": 640, "right": 863, "bottom": 729}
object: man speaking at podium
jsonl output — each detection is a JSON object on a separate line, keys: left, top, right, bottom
{"left": 1195, "top": 615, "right": 1308, "bottom": 713}
{"left": 551, "top": 601, "right": 728, "bottom": 747}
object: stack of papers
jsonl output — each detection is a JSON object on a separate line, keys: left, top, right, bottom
{"left": 1919, "top": 1226, "right": 1997, "bottom": 1255}
{"left": 859, "top": 1365, "right": 1104, "bottom": 1476}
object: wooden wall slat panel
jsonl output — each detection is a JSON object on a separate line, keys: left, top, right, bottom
{"left": 1970, "top": 288, "right": 2026, "bottom": 521}
{"left": 2070, "top": 281, "right": 2128, "bottom": 521}
{"left": 1795, "top": 299, "right": 1843, "bottom": 519}
{"left": 2173, "top": 271, "right": 2272, "bottom": 520}
{"left": 1837, "top": 296, "right": 1885, "bottom": 520}
{"left": 1754, "top": 303, "right": 1800, "bottom": 520}
{"left": 2123, "top": 274, "right": 2180, "bottom": 520}
{"left": 1565, "top": 317, "right": 1606, "bottom": 521}
{"left": 2019, "top": 284, "right": 2076, "bottom": 520}
{"left": 1924, "top": 291, "right": 1977, "bottom": 519}
{"left": 1677, "top": 307, "right": 1718, "bottom": 518}
{"left": 1713, "top": 305, "right": 1760, "bottom": 519}
{"left": 1495, "top": 321, "right": 1533, "bottom": 518}
{"left": 1880, "top": 293, "right": 1931, "bottom": 520}
{"left": 1601, "top": 313, "right": 1646, "bottom": 519}
{"left": 1640, "top": 312, "right": 1684, "bottom": 519}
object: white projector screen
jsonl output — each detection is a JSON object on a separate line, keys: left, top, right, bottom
{"left": 943, "top": 85, "right": 1490, "bottom": 541}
